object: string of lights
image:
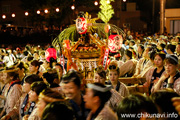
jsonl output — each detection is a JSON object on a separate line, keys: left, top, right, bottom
{"left": 1, "top": 0, "right": 126, "bottom": 19}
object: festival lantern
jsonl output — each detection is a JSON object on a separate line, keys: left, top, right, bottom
{"left": 108, "top": 35, "right": 123, "bottom": 53}
{"left": 76, "top": 17, "right": 87, "bottom": 34}
{"left": 45, "top": 48, "right": 57, "bottom": 62}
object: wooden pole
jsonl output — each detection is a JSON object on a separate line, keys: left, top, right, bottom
{"left": 160, "top": 0, "right": 166, "bottom": 34}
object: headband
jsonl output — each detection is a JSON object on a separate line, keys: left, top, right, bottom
{"left": 166, "top": 54, "right": 178, "bottom": 64}
{"left": 87, "top": 83, "right": 112, "bottom": 92}
{"left": 39, "top": 93, "right": 66, "bottom": 103}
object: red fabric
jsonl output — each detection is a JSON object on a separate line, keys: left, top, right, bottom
{"left": 9, "top": 80, "right": 20, "bottom": 87}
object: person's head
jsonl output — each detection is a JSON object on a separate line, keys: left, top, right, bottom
{"left": 150, "top": 90, "right": 180, "bottom": 119}
{"left": 175, "top": 36, "right": 180, "bottom": 43}
{"left": 17, "top": 62, "right": 27, "bottom": 74}
{"left": 166, "top": 44, "right": 176, "bottom": 54}
{"left": 124, "top": 40, "right": 129, "bottom": 45}
{"left": 43, "top": 60, "right": 50, "bottom": 69}
{"left": 176, "top": 42, "right": 180, "bottom": 54}
{"left": 61, "top": 70, "right": 81, "bottom": 100}
{"left": 2, "top": 69, "right": 19, "bottom": 84}
{"left": 37, "top": 88, "right": 66, "bottom": 118}
{"left": 25, "top": 45, "right": 31, "bottom": 51}
{"left": 29, "top": 81, "right": 48, "bottom": 103}
{"left": 148, "top": 50, "right": 156, "bottom": 61}
{"left": 27, "top": 56, "right": 34, "bottom": 62}
{"left": 137, "top": 44, "right": 144, "bottom": 53}
{"left": 143, "top": 47, "right": 152, "bottom": 58}
{"left": 108, "top": 61, "right": 119, "bottom": 84}
{"left": 154, "top": 52, "right": 166, "bottom": 68}
{"left": 84, "top": 83, "right": 112, "bottom": 109}
{"left": 117, "top": 93, "right": 158, "bottom": 120}
{"left": 29, "top": 60, "right": 43, "bottom": 73}
{"left": 43, "top": 58, "right": 57, "bottom": 69}
{"left": 94, "top": 66, "right": 106, "bottom": 84}
{"left": 129, "top": 40, "right": 135, "bottom": 47}
{"left": 23, "top": 51, "right": 29, "bottom": 56}
{"left": 23, "top": 74, "right": 43, "bottom": 93}
{"left": 33, "top": 51, "right": 39, "bottom": 60}
{"left": 16, "top": 47, "right": 21, "bottom": 53}
{"left": 40, "top": 51, "right": 45, "bottom": 58}
{"left": 41, "top": 101, "right": 74, "bottom": 120}
{"left": 159, "top": 43, "right": 166, "bottom": 50}
{"left": 42, "top": 70, "right": 59, "bottom": 87}
{"left": 164, "top": 54, "right": 178, "bottom": 76}
{"left": 55, "top": 63, "right": 63, "bottom": 79}
{"left": 125, "top": 49, "right": 132, "bottom": 60}
{"left": 49, "top": 57, "right": 57, "bottom": 69}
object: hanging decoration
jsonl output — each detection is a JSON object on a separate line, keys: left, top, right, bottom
{"left": 108, "top": 35, "right": 123, "bottom": 53}
{"left": 76, "top": 17, "right": 87, "bottom": 34}
{"left": 98, "top": 0, "right": 115, "bottom": 23}
{"left": 45, "top": 48, "right": 57, "bottom": 62}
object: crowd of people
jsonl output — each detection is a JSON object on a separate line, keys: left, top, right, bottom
{"left": 0, "top": 31, "right": 180, "bottom": 120}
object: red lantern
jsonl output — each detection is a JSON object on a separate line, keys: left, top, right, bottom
{"left": 76, "top": 17, "right": 87, "bottom": 34}
{"left": 108, "top": 35, "right": 123, "bottom": 53}
{"left": 45, "top": 48, "right": 57, "bottom": 62}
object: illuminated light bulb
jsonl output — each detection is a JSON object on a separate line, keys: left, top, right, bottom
{"left": 25, "top": 12, "right": 29, "bottom": 16}
{"left": 37, "top": 10, "right": 40, "bottom": 14}
{"left": 56, "top": 8, "right": 60, "bottom": 12}
{"left": 94, "top": 1, "right": 98, "bottom": 6}
{"left": 12, "top": 13, "right": 15, "bottom": 17}
{"left": 44, "top": 9, "right": 49, "bottom": 13}
{"left": 71, "top": 5, "right": 75, "bottom": 10}
{"left": 2, "top": 15, "right": 6, "bottom": 19}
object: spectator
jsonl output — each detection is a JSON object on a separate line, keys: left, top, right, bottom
{"left": 145, "top": 52, "right": 166, "bottom": 94}
{"left": 117, "top": 93, "right": 158, "bottom": 120}
{"left": 151, "top": 90, "right": 180, "bottom": 119}
{"left": 108, "top": 61, "right": 129, "bottom": 97}
{"left": 37, "top": 88, "right": 67, "bottom": 118}
{"left": 1, "top": 74, "right": 42, "bottom": 120}
{"left": 84, "top": 83, "right": 118, "bottom": 120}
{"left": 41, "top": 101, "right": 74, "bottom": 120}
{"left": 0, "top": 69, "right": 22, "bottom": 116}
{"left": 119, "top": 50, "right": 137, "bottom": 77}
{"left": 61, "top": 70, "right": 89, "bottom": 120}
{"left": 152, "top": 54, "right": 180, "bottom": 95}
{"left": 166, "top": 44, "right": 176, "bottom": 55}
{"left": 94, "top": 66, "right": 123, "bottom": 111}
{"left": 23, "top": 81, "right": 48, "bottom": 120}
